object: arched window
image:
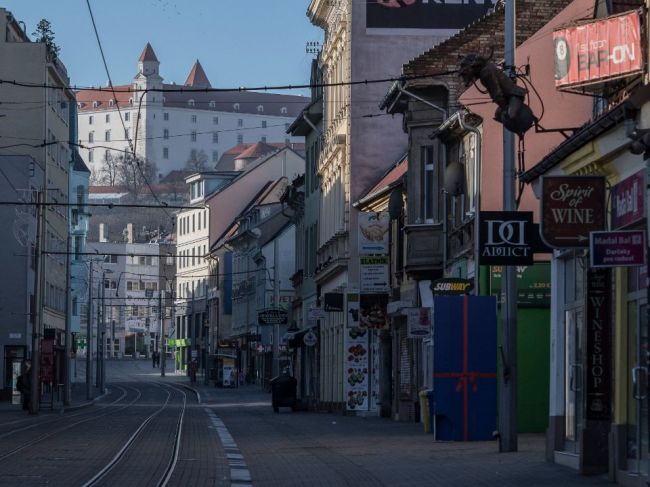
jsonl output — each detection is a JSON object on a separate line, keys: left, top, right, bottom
{"left": 280, "top": 106, "right": 288, "bottom": 114}
{"left": 92, "top": 101, "right": 99, "bottom": 108}
{"left": 188, "top": 99, "right": 195, "bottom": 107}
{"left": 209, "top": 101, "right": 216, "bottom": 108}
{"left": 233, "top": 103, "right": 240, "bottom": 111}
{"left": 128, "top": 97, "right": 133, "bottom": 105}
{"left": 257, "top": 105, "right": 264, "bottom": 113}
{"left": 109, "top": 99, "right": 114, "bottom": 107}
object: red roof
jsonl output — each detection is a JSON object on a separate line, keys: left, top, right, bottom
{"left": 138, "top": 42, "right": 158, "bottom": 62}
{"left": 76, "top": 85, "right": 134, "bottom": 111}
{"left": 364, "top": 156, "right": 407, "bottom": 198}
{"left": 185, "top": 60, "right": 211, "bottom": 88}
{"left": 236, "top": 141, "right": 278, "bottom": 160}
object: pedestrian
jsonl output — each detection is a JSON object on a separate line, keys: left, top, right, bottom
{"left": 156, "top": 351, "right": 160, "bottom": 367}
{"left": 152, "top": 351, "right": 156, "bottom": 368}
{"left": 16, "top": 360, "right": 31, "bottom": 411}
{"left": 190, "top": 359, "right": 198, "bottom": 383}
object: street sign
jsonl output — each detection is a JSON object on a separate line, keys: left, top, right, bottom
{"left": 258, "top": 308, "right": 288, "bottom": 326}
{"left": 360, "top": 256, "right": 390, "bottom": 293}
{"left": 540, "top": 176, "right": 606, "bottom": 248}
{"left": 590, "top": 230, "right": 646, "bottom": 268}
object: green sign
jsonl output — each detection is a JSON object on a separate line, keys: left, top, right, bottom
{"left": 490, "top": 263, "right": 550, "bottom": 307}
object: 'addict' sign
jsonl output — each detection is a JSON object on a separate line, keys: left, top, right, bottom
{"left": 479, "top": 211, "right": 534, "bottom": 266}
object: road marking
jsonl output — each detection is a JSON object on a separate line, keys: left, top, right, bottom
{"left": 205, "top": 408, "right": 252, "bottom": 487}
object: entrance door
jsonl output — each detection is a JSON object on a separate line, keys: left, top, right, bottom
{"left": 628, "top": 301, "right": 649, "bottom": 476}
{"left": 564, "top": 308, "right": 584, "bottom": 453}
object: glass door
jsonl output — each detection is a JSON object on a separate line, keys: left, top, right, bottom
{"left": 564, "top": 309, "right": 584, "bottom": 453}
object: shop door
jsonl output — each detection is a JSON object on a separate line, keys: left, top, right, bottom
{"left": 564, "top": 308, "right": 584, "bottom": 453}
{"left": 628, "top": 301, "right": 649, "bottom": 476}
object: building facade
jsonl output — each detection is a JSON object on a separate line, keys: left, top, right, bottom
{"left": 76, "top": 43, "right": 306, "bottom": 180}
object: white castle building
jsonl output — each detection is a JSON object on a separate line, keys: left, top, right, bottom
{"left": 76, "top": 43, "right": 306, "bottom": 180}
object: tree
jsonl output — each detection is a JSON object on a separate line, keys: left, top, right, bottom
{"left": 185, "top": 149, "right": 208, "bottom": 173}
{"left": 96, "top": 152, "right": 120, "bottom": 186}
{"left": 113, "top": 154, "right": 158, "bottom": 201}
{"left": 32, "top": 19, "right": 60, "bottom": 58}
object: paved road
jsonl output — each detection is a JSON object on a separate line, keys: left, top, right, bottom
{"left": 0, "top": 360, "right": 615, "bottom": 486}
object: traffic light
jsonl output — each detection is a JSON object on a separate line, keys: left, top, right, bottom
{"left": 458, "top": 53, "right": 535, "bottom": 135}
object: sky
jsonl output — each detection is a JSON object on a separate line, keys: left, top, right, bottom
{"left": 3, "top": 0, "right": 322, "bottom": 95}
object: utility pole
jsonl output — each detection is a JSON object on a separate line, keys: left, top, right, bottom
{"left": 86, "top": 260, "right": 93, "bottom": 400}
{"left": 160, "top": 290, "right": 165, "bottom": 377}
{"left": 96, "top": 274, "right": 102, "bottom": 388}
{"left": 63, "top": 233, "right": 72, "bottom": 405}
{"left": 100, "top": 278, "right": 106, "bottom": 394}
{"left": 272, "top": 239, "right": 280, "bottom": 378}
{"left": 29, "top": 191, "right": 45, "bottom": 415}
{"left": 499, "top": 0, "right": 518, "bottom": 453}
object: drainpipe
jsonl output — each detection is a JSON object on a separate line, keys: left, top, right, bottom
{"left": 457, "top": 110, "right": 482, "bottom": 295}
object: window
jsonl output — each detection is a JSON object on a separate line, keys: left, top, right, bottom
{"left": 163, "top": 129, "right": 169, "bottom": 139}
{"left": 105, "top": 150, "right": 110, "bottom": 160}
{"left": 88, "top": 132, "right": 94, "bottom": 143}
{"left": 233, "top": 103, "right": 240, "bottom": 111}
{"left": 124, "top": 112, "right": 130, "bottom": 121}
{"left": 257, "top": 105, "right": 264, "bottom": 113}
{"left": 92, "top": 101, "right": 98, "bottom": 108}
{"left": 89, "top": 115, "right": 94, "bottom": 125}
{"left": 191, "top": 115, "right": 197, "bottom": 123}
{"left": 203, "top": 210, "right": 207, "bottom": 228}
{"left": 209, "top": 101, "right": 216, "bottom": 108}
{"left": 124, "top": 128, "right": 130, "bottom": 139}
{"left": 212, "top": 151, "right": 219, "bottom": 163}
{"left": 261, "top": 120, "right": 267, "bottom": 128}
{"left": 191, "top": 131, "right": 197, "bottom": 142}
{"left": 422, "top": 145, "right": 438, "bottom": 223}
{"left": 104, "top": 254, "right": 118, "bottom": 264}
{"left": 105, "top": 113, "right": 110, "bottom": 123}
{"left": 163, "top": 147, "right": 169, "bottom": 159}
{"left": 105, "top": 130, "right": 111, "bottom": 142}
{"left": 280, "top": 107, "right": 288, "bottom": 114}
{"left": 261, "top": 136, "right": 267, "bottom": 143}
{"left": 88, "top": 150, "right": 93, "bottom": 163}
{"left": 237, "top": 119, "right": 243, "bottom": 128}
{"left": 192, "top": 213, "right": 196, "bottom": 232}
{"left": 108, "top": 99, "right": 114, "bottom": 108}
{"left": 237, "top": 134, "right": 243, "bottom": 144}
{"left": 284, "top": 138, "right": 290, "bottom": 145}
{"left": 188, "top": 99, "right": 195, "bottom": 107}
{"left": 163, "top": 112, "right": 169, "bottom": 121}
{"left": 212, "top": 132, "right": 218, "bottom": 143}
{"left": 213, "top": 116, "right": 218, "bottom": 125}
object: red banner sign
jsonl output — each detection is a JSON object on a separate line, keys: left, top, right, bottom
{"left": 540, "top": 176, "right": 606, "bottom": 248}
{"left": 554, "top": 11, "right": 642, "bottom": 89}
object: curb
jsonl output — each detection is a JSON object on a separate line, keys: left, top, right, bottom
{"left": 62, "top": 387, "right": 110, "bottom": 413}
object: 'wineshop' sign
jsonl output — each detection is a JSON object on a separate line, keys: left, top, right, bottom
{"left": 540, "top": 176, "right": 606, "bottom": 248}
{"left": 585, "top": 268, "right": 611, "bottom": 421}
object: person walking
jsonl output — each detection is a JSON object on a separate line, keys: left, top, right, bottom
{"left": 17, "top": 360, "right": 31, "bottom": 411}
{"left": 152, "top": 351, "right": 157, "bottom": 368}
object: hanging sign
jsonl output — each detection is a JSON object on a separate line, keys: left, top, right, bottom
{"left": 479, "top": 211, "right": 534, "bottom": 265}
{"left": 431, "top": 278, "right": 473, "bottom": 295}
{"left": 554, "top": 11, "right": 642, "bottom": 89}
{"left": 610, "top": 170, "right": 645, "bottom": 229}
{"left": 406, "top": 307, "right": 432, "bottom": 338}
{"left": 358, "top": 212, "right": 390, "bottom": 255}
{"left": 590, "top": 230, "right": 646, "bottom": 268}
{"left": 540, "top": 176, "right": 606, "bottom": 248}
{"left": 360, "top": 256, "right": 390, "bottom": 293}
{"left": 258, "top": 308, "right": 288, "bottom": 326}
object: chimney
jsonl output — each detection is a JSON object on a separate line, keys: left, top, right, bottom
{"left": 126, "top": 223, "right": 134, "bottom": 244}
{"left": 99, "top": 223, "right": 108, "bottom": 242}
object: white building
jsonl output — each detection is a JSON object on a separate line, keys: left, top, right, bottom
{"left": 76, "top": 43, "right": 307, "bottom": 181}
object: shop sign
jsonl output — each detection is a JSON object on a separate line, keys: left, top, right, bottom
{"left": 541, "top": 176, "right": 606, "bottom": 248}
{"left": 590, "top": 230, "right": 646, "bottom": 268}
{"left": 585, "top": 268, "right": 611, "bottom": 421}
{"left": 307, "top": 307, "right": 327, "bottom": 321}
{"left": 258, "top": 308, "right": 288, "bottom": 326}
{"left": 358, "top": 212, "right": 389, "bottom": 255}
{"left": 344, "top": 326, "right": 369, "bottom": 411}
{"left": 360, "top": 256, "right": 390, "bottom": 293}
{"left": 554, "top": 11, "right": 642, "bottom": 89}
{"left": 479, "top": 211, "right": 534, "bottom": 265}
{"left": 323, "top": 293, "right": 344, "bottom": 312}
{"left": 611, "top": 170, "right": 645, "bottom": 229}
{"left": 303, "top": 330, "right": 318, "bottom": 347}
{"left": 490, "top": 264, "right": 551, "bottom": 307}
{"left": 431, "top": 278, "right": 473, "bottom": 295}
{"left": 406, "top": 307, "right": 431, "bottom": 338}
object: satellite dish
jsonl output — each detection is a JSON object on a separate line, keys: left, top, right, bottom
{"left": 388, "top": 188, "right": 403, "bottom": 220}
{"left": 444, "top": 162, "right": 466, "bottom": 196}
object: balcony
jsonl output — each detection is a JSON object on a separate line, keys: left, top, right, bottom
{"left": 404, "top": 223, "right": 444, "bottom": 277}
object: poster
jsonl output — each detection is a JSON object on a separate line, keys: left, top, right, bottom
{"left": 358, "top": 212, "right": 389, "bottom": 255}
{"left": 406, "top": 307, "right": 431, "bottom": 338}
{"left": 360, "top": 294, "right": 388, "bottom": 329}
{"left": 360, "top": 256, "right": 390, "bottom": 293}
{"left": 347, "top": 293, "right": 360, "bottom": 328}
{"left": 344, "top": 326, "right": 369, "bottom": 411}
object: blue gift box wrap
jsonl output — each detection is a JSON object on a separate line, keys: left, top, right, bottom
{"left": 433, "top": 295, "right": 497, "bottom": 441}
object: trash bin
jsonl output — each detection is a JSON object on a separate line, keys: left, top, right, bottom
{"left": 427, "top": 390, "right": 435, "bottom": 437}
{"left": 270, "top": 374, "right": 297, "bottom": 413}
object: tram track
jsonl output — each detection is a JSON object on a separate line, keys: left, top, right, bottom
{"left": 0, "top": 384, "right": 141, "bottom": 462}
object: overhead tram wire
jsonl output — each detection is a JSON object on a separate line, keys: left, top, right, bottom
{"left": 0, "top": 201, "right": 204, "bottom": 210}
